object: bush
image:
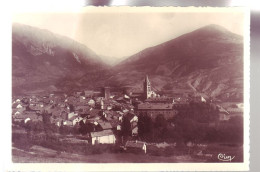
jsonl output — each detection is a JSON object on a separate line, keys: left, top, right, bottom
{"left": 12, "top": 132, "right": 32, "bottom": 150}
{"left": 163, "top": 146, "right": 175, "bottom": 156}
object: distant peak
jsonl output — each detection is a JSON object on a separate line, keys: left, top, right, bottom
{"left": 187, "top": 24, "right": 243, "bottom": 38}
{"left": 199, "top": 24, "right": 229, "bottom": 33}
{"left": 205, "top": 24, "right": 224, "bottom": 28}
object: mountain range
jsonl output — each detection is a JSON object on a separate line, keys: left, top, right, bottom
{"left": 12, "top": 23, "right": 244, "bottom": 101}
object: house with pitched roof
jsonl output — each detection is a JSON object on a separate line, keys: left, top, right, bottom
{"left": 125, "top": 140, "right": 147, "bottom": 154}
{"left": 84, "top": 90, "right": 94, "bottom": 98}
{"left": 68, "top": 112, "right": 78, "bottom": 120}
{"left": 63, "top": 120, "right": 73, "bottom": 126}
{"left": 16, "top": 104, "right": 23, "bottom": 109}
{"left": 69, "top": 115, "right": 83, "bottom": 126}
{"left": 98, "top": 122, "right": 113, "bottom": 130}
{"left": 90, "top": 129, "right": 116, "bottom": 145}
{"left": 87, "top": 98, "right": 95, "bottom": 107}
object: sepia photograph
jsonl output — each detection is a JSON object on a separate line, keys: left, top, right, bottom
{"left": 10, "top": 6, "right": 249, "bottom": 170}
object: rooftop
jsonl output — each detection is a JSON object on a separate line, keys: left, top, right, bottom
{"left": 145, "top": 97, "right": 173, "bottom": 101}
{"left": 125, "top": 140, "right": 146, "bottom": 148}
{"left": 99, "top": 122, "right": 113, "bottom": 130}
{"left": 90, "top": 129, "right": 114, "bottom": 138}
{"left": 138, "top": 103, "right": 173, "bottom": 110}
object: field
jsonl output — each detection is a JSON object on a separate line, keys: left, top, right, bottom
{"left": 12, "top": 123, "right": 243, "bottom": 163}
{"left": 12, "top": 142, "right": 243, "bottom": 163}
{"left": 13, "top": 145, "right": 203, "bottom": 163}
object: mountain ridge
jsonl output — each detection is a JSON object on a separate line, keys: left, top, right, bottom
{"left": 117, "top": 24, "right": 242, "bottom": 67}
{"left": 12, "top": 23, "right": 244, "bottom": 101}
{"left": 110, "top": 24, "right": 243, "bottom": 101}
{"left": 12, "top": 23, "right": 109, "bottom": 95}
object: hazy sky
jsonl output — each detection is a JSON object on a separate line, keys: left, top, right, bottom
{"left": 13, "top": 7, "right": 246, "bottom": 58}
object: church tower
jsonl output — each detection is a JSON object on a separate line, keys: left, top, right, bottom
{"left": 143, "top": 75, "right": 152, "bottom": 99}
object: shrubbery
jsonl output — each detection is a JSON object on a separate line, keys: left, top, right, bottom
{"left": 137, "top": 102, "right": 243, "bottom": 144}
{"left": 13, "top": 125, "right": 120, "bottom": 156}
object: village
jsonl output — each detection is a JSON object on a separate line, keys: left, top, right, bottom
{"left": 12, "top": 76, "right": 244, "bottom": 161}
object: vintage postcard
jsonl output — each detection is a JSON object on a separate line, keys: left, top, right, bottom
{"left": 7, "top": 6, "right": 250, "bottom": 171}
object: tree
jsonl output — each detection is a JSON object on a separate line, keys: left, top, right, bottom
{"left": 154, "top": 114, "right": 168, "bottom": 141}
{"left": 154, "top": 114, "right": 167, "bottom": 129}
{"left": 137, "top": 113, "right": 145, "bottom": 138}
{"left": 173, "top": 118, "right": 197, "bottom": 143}
{"left": 73, "top": 125, "right": 80, "bottom": 135}
{"left": 24, "top": 120, "right": 33, "bottom": 139}
{"left": 143, "top": 114, "right": 153, "bottom": 134}
{"left": 85, "top": 122, "right": 95, "bottom": 133}
{"left": 78, "top": 121, "right": 95, "bottom": 135}
{"left": 60, "top": 124, "right": 69, "bottom": 135}
{"left": 78, "top": 120, "right": 87, "bottom": 135}
{"left": 121, "top": 115, "right": 132, "bottom": 137}
{"left": 34, "top": 121, "right": 44, "bottom": 133}
{"left": 41, "top": 110, "right": 52, "bottom": 137}
{"left": 137, "top": 113, "right": 153, "bottom": 141}
{"left": 69, "top": 104, "right": 75, "bottom": 112}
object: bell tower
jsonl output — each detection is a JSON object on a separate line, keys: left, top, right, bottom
{"left": 143, "top": 75, "right": 152, "bottom": 99}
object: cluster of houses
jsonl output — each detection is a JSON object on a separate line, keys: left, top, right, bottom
{"left": 12, "top": 89, "right": 139, "bottom": 145}
{"left": 12, "top": 75, "right": 244, "bottom": 152}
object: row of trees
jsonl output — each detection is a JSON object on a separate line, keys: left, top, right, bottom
{"left": 119, "top": 102, "right": 243, "bottom": 144}
{"left": 135, "top": 114, "right": 243, "bottom": 144}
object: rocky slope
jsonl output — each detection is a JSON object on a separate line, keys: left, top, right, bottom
{"left": 12, "top": 23, "right": 108, "bottom": 95}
